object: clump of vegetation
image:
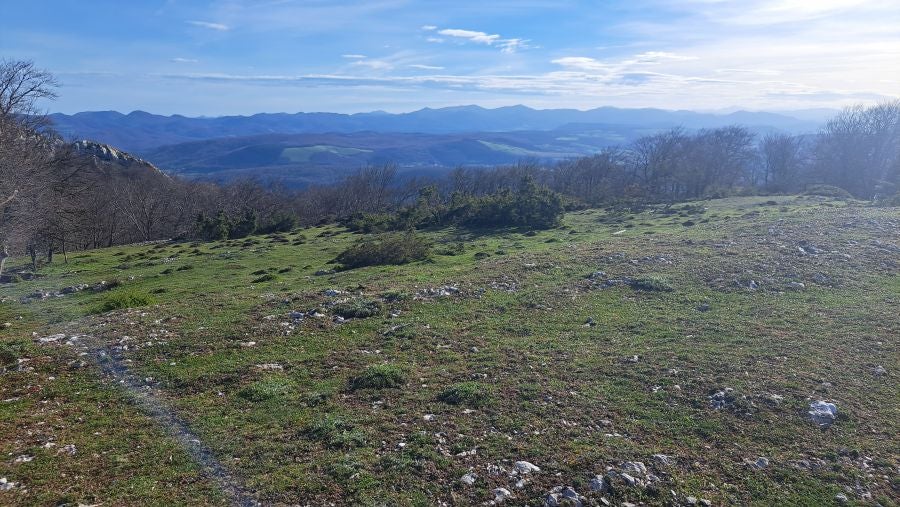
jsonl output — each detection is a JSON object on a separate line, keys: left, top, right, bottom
{"left": 304, "top": 415, "right": 366, "bottom": 449}
{"left": 251, "top": 273, "right": 279, "bottom": 283}
{"left": 629, "top": 276, "right": 675, "bottom": 292}
{"left": 0, "top": 341, "right": 25, "bottom": 368}
{"left": 350, "top": 364, "right": 406, "bottom": 390}
{"left": 335, "top": 232, "right": 432, "bottom": 269}
{"left": 439, "top": 382, "right": 492, "bottom": 407}
{"left": 804, "top": 184, "right": 853, "bottom": 199}
{"left": 90, "top": 290, "right": 155, "bottom": 314}
{"left": 332, "top": 298, "right": 381, "bottom": 319}
{"left": 238, "top": 376, "right": 296, "bottom": 402}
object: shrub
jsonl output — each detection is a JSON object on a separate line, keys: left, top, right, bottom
{"left": 332, "top": 298, "right": 381, "bottom": 319}
{"left": 343, "top": 212, "right": 397, "bottom": 233}
{"left": 90, "top": 290, "right": 155, "bottom": 314}
{"left": 251, "top": 273, "right": 279, "bottom": 283}
{"left": 439, "top": 381, "right": 492, "bottom": 407}
{"left": 335, "top": 232, "right": 432, "bottom": 269}
{"left": 304, "top": 415, "right": 366, "bottom": 449}
{"left": 0, "top": 341, "right": 24, "bottom": 368}
{"left": 804, "top": 184, "right": 852, "bottom": 199}
{"left": 629, "top": 276, "right": 674, "bottom": 292}
{"left": 350, "top": 364, "right": 406, "bottom": 390}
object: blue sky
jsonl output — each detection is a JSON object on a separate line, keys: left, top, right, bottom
{"left": 2, "top": 0, "right": 898, "bottom": 115}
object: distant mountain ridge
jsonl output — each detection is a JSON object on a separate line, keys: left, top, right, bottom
{"left": 49, "top": 105, "right": 827, "bottom": 153}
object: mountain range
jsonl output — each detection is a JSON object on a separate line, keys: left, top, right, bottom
{"left": 48, "top": 105, "right": 833, "bottom": 186}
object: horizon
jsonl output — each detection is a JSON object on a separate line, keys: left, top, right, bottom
{"left": 3, "top": 0, "right": 899, "bottom": 116}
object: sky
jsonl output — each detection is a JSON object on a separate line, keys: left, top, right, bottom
{"left": 2, "top": 0, "right": 899, "bottom": 116}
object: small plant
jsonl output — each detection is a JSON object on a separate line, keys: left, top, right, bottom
{"left": 252, "top": 273, "right": 279, "bottom": 283}
{"left": 0, "top": 341, "right": 25, "bottom": 368}
{"left": 439, "top": 381, "right": 492, "bottom": 407}
{"left": 350, "top": 364, "right": 406, "bottom": 390}
{"left": 90, "top": 290, "right": 154, "bottom": 314}
{"left": 335, "top": 232, "right": 432, "bottom": 269}
{"left": 629, "top": 276, "right": 675, "bottom": 292}
{"left": 332, "top": 298, "right": 381, "bottom": 319}
{"left": 304, "top": 415, "right": 366, "bottom": 449}
{"left": 238, "top": 376, "right": 296, "bottom": 402}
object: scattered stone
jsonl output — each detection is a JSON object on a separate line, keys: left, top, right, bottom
{"left": 323, "top": 289, "right": 344, "bottom": 297}
{"left": 493, "top": 487, "right": 512, "bottom": 503}
{"left": 620, "top": 473, "right": 638, "bottom": 487}
{"left": 544, "top": 486, "right": 583, "bottom": 507}
{"left": 0, "top": 477, "right": 17, "bottom": 491}
{"left": 787, "top": 281, "right": 805, "bottom": 290}
{"left": 621, "top": 461, "right": 648, "bottom": 476}
{"left": 808, "top": 400, "right": 838, "bottom": 427}
{"left": 1, "top": 322, "right": 10, "bottom": 328}
{"left": 460, "top": 472, "right": 476, "bottom": 486}
{"left": 314, "top": 269, "right": 335, "bottom": 276}
{"left": 423, "top": 414, "right": 436, "bottom": 422}
{"left": 652, "top": 454, "right": 674, "bottom": 466}
{"left": 58, "top": 444, "right": 77, "bottom": 456}
{"left": 686, "top": 497, "right": 698, "bottom": 506}
{"left": 12, "top": 455, "right": 33, "bottom": 464}
{"left": 36, "top": 333, "right": 66, "bottom": 344}
{"left": 752, "top": 457, "right": 769, "bottom": 469}
{"left": 584, "top": 317, "right": 596, "bottom": 327}
{"left": 709, "top": 388, "right": 736, "bottom": 410}
{"left": 255, "top": 363, "right": 284, "bottom": 371}
{"left": 589, "top": 475, "right": 608, "bottom": 493}
{"left": 623, "top": 355, "right": 640, "bottom": 364}
{"left": 696, "top": 303, "right": 711, "bottom": 312}
{"left": 873, "top": 365, "right": 887, "bottom": 376}
{"left": 835, "top": 493, "right": 849, "bottom": 504}
{"left": 513, "top": 460, "right": 541, "bottom": 474}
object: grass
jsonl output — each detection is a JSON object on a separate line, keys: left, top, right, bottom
{"left": 0, "top": 195, "right": 897, "bottom": 506}
{"left": 89, "top": 289, "right": 155, "bottom": 314}
{"left": 350, "top": 364, "right": 406, "bottom": 390}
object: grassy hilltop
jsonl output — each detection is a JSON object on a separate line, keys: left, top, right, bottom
{"left": 0, "top": 195, "right": 897, "bottom": 506}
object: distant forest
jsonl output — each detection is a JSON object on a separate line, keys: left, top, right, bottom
{"left": 2, "top": 60, "right": 899, "bottom": 276}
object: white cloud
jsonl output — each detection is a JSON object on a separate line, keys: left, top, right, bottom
{"left": 342, "top": 54, "right": 367, "bottom": 59}
{"left": 409, "top": 64, "right": 445, "bottom": 70}
{"left": 432, "top": 27, "right": 531, "bottom": 53}
{"left": 351, "top": 60, "right": 394, "bottom": 70}
{"left": 187, "top": 20, "right": 230, "bottom": 31}
{"left": 171, "top": 57, "right": 199, "bottom": 63}
{"left": 421, "top": 25, "right": 438, "bottom": 31}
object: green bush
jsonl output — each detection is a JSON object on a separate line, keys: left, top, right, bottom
{"left": 629, "top": 276, "right": 675, "bottom": 292}
{"left": 0, "top": 341, "right": 25, "bottom": 368}
{"left": 350, "top": 364, "right": 406, "bottom": 390}
{"left": 439, "top": 382, "right": 492, "bottom": 407}
{"left": 90, "top": 290, "right": 155, "bottom": 314}
{"left": 304, "top": 415, "right": 366, "bottom": 449}
{"left": 251, "top": 273, "right": 279, "bottom": 283}
{"left": 332, "top": 298, "right": 381, "bottom": 319}
{"left": 335, "top": 232, "right": 432, "bottom": 269}
{"left": 804, "top": 184, "right": 852, "bottom": 199}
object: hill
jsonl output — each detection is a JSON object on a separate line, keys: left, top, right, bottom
{"left": 139, "top": 126, "right": 658, "bottom": 185}
{"left": 1, "top": 195, "right": 896, "bottom": 506}
{"left": 48, "top": 105, "right": 825, "bottom": 153}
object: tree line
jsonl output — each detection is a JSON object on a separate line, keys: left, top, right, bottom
{"left": 2, "top": 59, "right": 899, "bottom": 276}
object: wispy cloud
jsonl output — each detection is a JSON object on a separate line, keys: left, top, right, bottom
{"left": 341, "top": 54, "right": 367, "bottom": 59}
{"left": 409, "top": 64, "right": 445, "bottom": 70}
{"left": 428, "top": 26, "right": 532, "bottom": 53}
{"left": 171, "top": 57, "right": 199, "bottom": 64}
{"left": 187, "top": 20, "right": 230, "bottom": 31}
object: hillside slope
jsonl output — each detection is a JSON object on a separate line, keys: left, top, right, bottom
{"left": 1, "top": 196, "right": 897, "bottom": 506}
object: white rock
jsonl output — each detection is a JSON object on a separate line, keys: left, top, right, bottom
{"left": 808, "top": 401, "right": 838, "bottom": 427}
{"left": 423, "top": 414, "right": 436, "bottom": 422}
{"left": 514, "top": 460, "right": 541, "bottom": 474}
{"left": 621, "top": 461, "right": 647, "bottom": 476}
{"left": 460, "top": 472, "right": 476, "bottom": 485}
{"left": 493, "top": 487, "right": 512, "bottom": 503}
{"left": 753, "top": 457, "right": 769, "bottom": 469}
{"left": 0, "top": 477, "right": 17, "bottom": 491}
{"left": 589, "top": 475, "right": 608, "bottom": 492}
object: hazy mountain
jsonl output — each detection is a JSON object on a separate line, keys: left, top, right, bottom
{"left": 139, "top": 124, "right": 670, "bottom": 186}
{"left": 49, "top": 105, "right": 826, "bottom": 153}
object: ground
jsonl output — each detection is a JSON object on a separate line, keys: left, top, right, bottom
{"left": 0, "top": 195, "right": 897, "bottom": 506}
